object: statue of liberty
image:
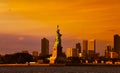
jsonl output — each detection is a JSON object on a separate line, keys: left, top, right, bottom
{"left": 50, "top": 25, "right": 63, "bottom": 64}
{"left": 54, "top": 25, "right": 62, "bottom": 49}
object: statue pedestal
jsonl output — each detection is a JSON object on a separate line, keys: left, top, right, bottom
{"left": 50, "top": 56, "right": 56, "bottom": 64}
{"left": 50, "top": 56, "right": 66, "bottom": 64}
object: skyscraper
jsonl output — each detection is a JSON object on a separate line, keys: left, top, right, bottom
{"left": 83, "top": 40, "right": 88, "bottom": 58}
{"left": 88, "top": 40, "right": 96, "bottom": 51}
{"left": 88, "top": 39, "right": 96, "bottom": 59}
{"left": 76, "top": 42, "right": 81, "bottom": 53}
{"left": 114, "top": 34, "right": 120, "bottom": 54}
{"left": 41, "top": 38, "right": 49, "bottom": 56}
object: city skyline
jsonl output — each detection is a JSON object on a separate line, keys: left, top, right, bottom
{"left": 0, "top": 26, "right": 117, "bottom": 56}
{"left": 0, "top": 0, "right": 120, "bottom": 55}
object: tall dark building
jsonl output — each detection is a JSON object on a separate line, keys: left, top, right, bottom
{"left": 114, "top": 34, "right": 120, "bottom": 54}
{"left": 76, "top": 42, "right": 81, "bottom": 53}
{"left": 41, "top": 38, "right": 49, "bottom": 56}
{"left": 83, "top": 40, "right": 88, "bottom": 58}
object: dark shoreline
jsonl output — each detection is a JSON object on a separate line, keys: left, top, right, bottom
{"left": 0, "top": 64, "right": 120, "bottom": 67}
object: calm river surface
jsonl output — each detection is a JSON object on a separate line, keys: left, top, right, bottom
{"left": 0, "top": 66, "right": 120, "bottom": 73}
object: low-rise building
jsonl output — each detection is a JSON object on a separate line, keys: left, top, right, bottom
{"left": 110, "top": 52, "right": 118, "bottom": 58}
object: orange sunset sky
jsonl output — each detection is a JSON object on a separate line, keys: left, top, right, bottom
{"left": 0, "top": 0, "right": 120, "bottom": 55}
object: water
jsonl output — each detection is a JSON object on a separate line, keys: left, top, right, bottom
{"left": 0, "top": 66, "right": 120, "bottom": 73}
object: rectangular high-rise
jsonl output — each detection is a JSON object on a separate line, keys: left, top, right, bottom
{"left": 88, "top": 39, "right": 96, "bottom": 58}
{"left": 88, "top": 40, "right": 96, "bottom": 51}
{"left": 83, "top": 40, "right": 88, "bottom": 58}
{"left": 76, "top": 43, "right": 81, "bottom": 53}
{"left": 41, "top": 38, "right": 49, "bottom": 56}
{"left": 114, "top": 34, "right": 120, "bottom": 54}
